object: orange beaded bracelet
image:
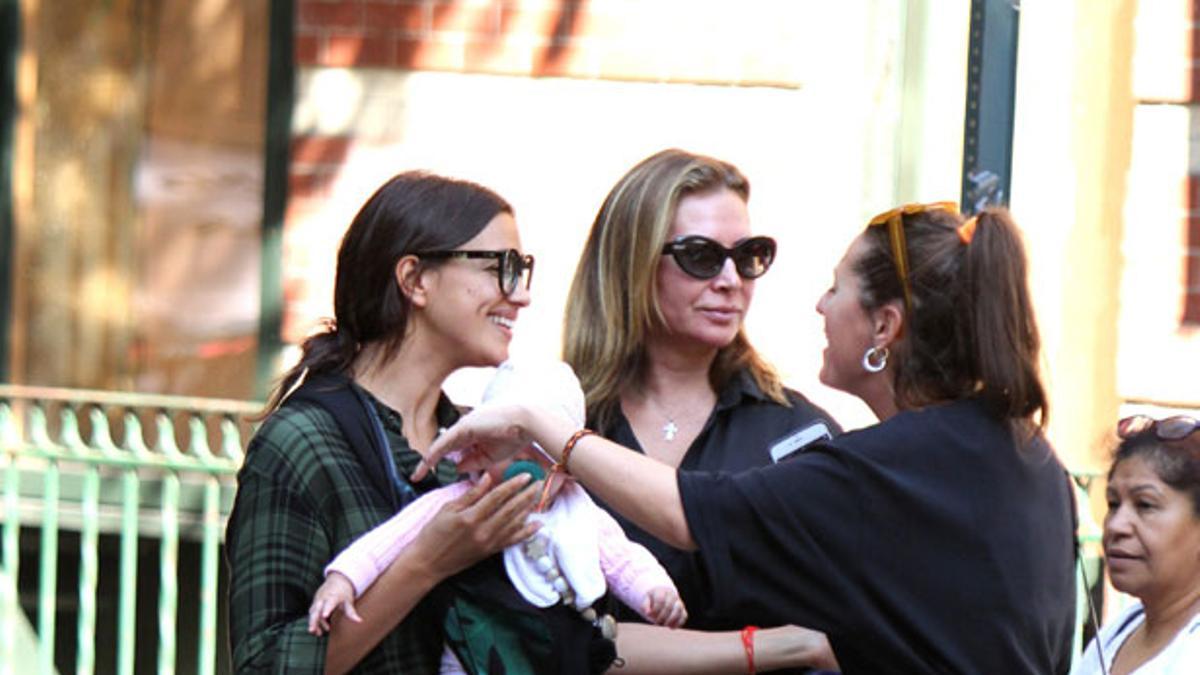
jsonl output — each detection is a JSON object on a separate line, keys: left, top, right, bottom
{"left": 559, "top": 428, "right": 595, "bottom": 474}
{"left": 536, "top": 428, "right": 594, "bottom": 511}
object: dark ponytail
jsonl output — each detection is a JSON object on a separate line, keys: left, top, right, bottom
{"left": 855, "top": 205, "right": 1047, "bottom": 429}
{"left": 960, "top": 209, "right": 1047, "bottom": 427}
{"left": 261, "top": 171, "right": 512, "bottom": 415}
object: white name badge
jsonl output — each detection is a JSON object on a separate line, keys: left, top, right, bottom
{"left": 769, "top": 422, "right": 833, "bottom": 463}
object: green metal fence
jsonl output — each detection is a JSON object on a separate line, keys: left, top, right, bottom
{"left": 0, "top": 385, "right": 258, "bottom": 675}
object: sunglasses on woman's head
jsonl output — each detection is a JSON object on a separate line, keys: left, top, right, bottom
{"left": 661, "top": 235, "right": 777, "bottom": 280}
{"left": 415, "top": 248, "right": 535, "bottom": 296}
{"left": 1117, "top": 414, "right": 1200, "bottom": 441}
{"left": 866, "top": 201, "right": 959, "bottom": 315}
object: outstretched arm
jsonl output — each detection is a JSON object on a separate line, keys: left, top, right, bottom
{"left": 612, "top": 623, "right": 839, "bottom": 674}
{"left": 421, "top": 404, "right": 696, "bottom": 550}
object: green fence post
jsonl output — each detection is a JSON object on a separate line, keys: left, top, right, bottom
{"left": 1, "top": 402, "right": 19, "bottom": 675}
{"left": 76, "top": 466, "right": 99, "bottom": 675}
{"left": 57, "top": 406, "right": 97, "bottom": 675}
{"left": 38, "top": 458, "right": 59, "bottom": 675}
{"left": 30, "top": 406, "right": 59, "bottom": 675}
{"left": 156, "top": 413, "right": 181, "bottom": 675}
{"left": 191, "top": 416, "right": 219, "bottom": 675}
{"left": 117, "top": 412, "right": 146, "bottom": 675}
{"left": 200, "top": 478, "right": 220, "bottom": 675}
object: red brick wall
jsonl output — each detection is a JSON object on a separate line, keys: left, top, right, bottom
{"left": 294, "top": 0, "right": 802, "bottom": 86}
{"left": 284, "top": 0, "right": 811, "bottom": 344}
{"left": 1134, "top": 0, "right": 1200, "bottom": 323}
{"left": 1187, "top": 1, "right": 1199, "bottom": 323}
{"left": 1190, "top": 173, "right": 1200, "bottom": 323}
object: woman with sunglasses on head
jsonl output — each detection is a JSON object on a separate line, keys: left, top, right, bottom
{"left": 563, "top": 149, "right": 841, "bottom": 638}
{"left": 421, "top": 202, "right": 1077, "bottom": 673}
{"left": 1072, "top": 415, "right": 1200, "bottom": 675}
{"left": 226, "top": 171, "right": 544, "bottom": 674}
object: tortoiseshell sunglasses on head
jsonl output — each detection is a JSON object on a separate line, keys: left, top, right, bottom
{"left": 866, "top": 201, "right": 960, "bottom": 314}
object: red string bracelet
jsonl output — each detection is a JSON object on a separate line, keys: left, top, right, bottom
{"left": 536, "top": 428, "right": 594, "bottom": 511}
{"left": 741, "top": 625, "right": 758, "bottom": 674}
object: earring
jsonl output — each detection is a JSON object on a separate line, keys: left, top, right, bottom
{"left": 862, "top": 346, "right": 889, "bottom": 373}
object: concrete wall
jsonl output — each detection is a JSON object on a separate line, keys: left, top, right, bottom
{"left": 282, "top": 0, "right": 973, "bottom": 430}
{"left": 280, "top": 1, "right": 1196, "bottom": 480}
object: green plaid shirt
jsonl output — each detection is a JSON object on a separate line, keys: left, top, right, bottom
{"left": 226, "top": 386, "right": 463, "bottom": 674}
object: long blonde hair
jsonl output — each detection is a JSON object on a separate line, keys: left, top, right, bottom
{"left": 563, "top": 149, "right": 787, "bottom": 429}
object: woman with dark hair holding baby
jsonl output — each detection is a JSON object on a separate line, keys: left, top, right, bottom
{"left": 226, "top": 171, "right": 543, "bottom": 674}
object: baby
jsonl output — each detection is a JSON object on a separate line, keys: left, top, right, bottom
{"left": 307, "top": 359, "right": 686, "bottom": 673}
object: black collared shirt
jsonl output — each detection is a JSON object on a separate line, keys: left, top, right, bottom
{"left": 678, "top": 398, "right": 1075, "bottom": 674}
{"left": 594, "top": 370, "right": 841, "bottom": 630}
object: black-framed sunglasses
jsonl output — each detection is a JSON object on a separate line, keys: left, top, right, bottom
{"left": 415, "top": 248, "right": 535, "bottom": 296}
{"left": 661, "top": 235, "right": 777, "bottom": 280}
{"left": 1117, "top": 414, "right": 1200, "bottom": 441}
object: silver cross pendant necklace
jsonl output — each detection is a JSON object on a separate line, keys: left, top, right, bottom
{"left": 661, "top": 417, "right": 679, "bottom": 441}
{"left": 644, "top": 396, "right": 680, "bottom": 441}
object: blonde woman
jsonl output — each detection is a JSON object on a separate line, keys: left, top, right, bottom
{"left": 564, "top": 149, "right": 841, "bottom": 632}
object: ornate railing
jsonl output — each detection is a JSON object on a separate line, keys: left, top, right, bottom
{"left": 0, "top": 385, "right": 259, "bottom": 675}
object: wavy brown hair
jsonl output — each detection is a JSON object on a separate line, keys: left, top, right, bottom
{"left": 563, "top": 149, "right": 787, "bottom": 429}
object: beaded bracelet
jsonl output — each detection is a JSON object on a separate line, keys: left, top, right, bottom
{"left": 536, "top": 428, "right": 595, "bottom": 511}
{"left": 559, "top": 428, "right": 595, "bottom": 474}
{"left": 741, "top": 625, "right": 758, "bottom": 674}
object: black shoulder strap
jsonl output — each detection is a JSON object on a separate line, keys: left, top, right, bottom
{"left": 284, "top": 373, "right": 403, "bottom": 511}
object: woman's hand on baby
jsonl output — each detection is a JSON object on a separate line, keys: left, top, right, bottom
{"left": 642, "top": 586, "right": 688, "bottom": 628}
{"left": 307, "top": 572, "right": 361, "bottom": 636}
{"left": 411, "top": 472, "right": 541, "bottom": 578}
{"left": 414, "top": 404, "right": 534, "bottom": 481}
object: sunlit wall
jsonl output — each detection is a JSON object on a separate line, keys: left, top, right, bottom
{"left": 282, "top": 0, "right": 971, "bottom": 434}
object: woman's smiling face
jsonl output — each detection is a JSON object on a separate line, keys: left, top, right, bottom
{"left": 419, "top": 212, "right": 531, "bottom": 368}
{"left": 815, "top": 235, "right": 879, "bottom": 397}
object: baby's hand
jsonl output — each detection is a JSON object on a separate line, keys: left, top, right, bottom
{"left": 307, "top": 571, "right": 362, "bottom": 636}
{"left": 642, "top": 586, "right": 687, "bottom": 628}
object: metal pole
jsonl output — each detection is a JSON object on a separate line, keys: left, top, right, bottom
{"left": 257, "top": 0, "right": 295, "bottom": 400}
{"left": 961, "top": 0, "right": 1020, "bottom": 214}
{"left": 0, "top": 0, "right": 19, "bottom": 383}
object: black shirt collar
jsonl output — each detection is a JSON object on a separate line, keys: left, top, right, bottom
{"left": 715, "top": 368, "right": 772, "bottom": 412}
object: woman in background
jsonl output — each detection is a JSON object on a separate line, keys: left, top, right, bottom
{"left": 1073, "top": 414, "right": 1200, "bottom": 674}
